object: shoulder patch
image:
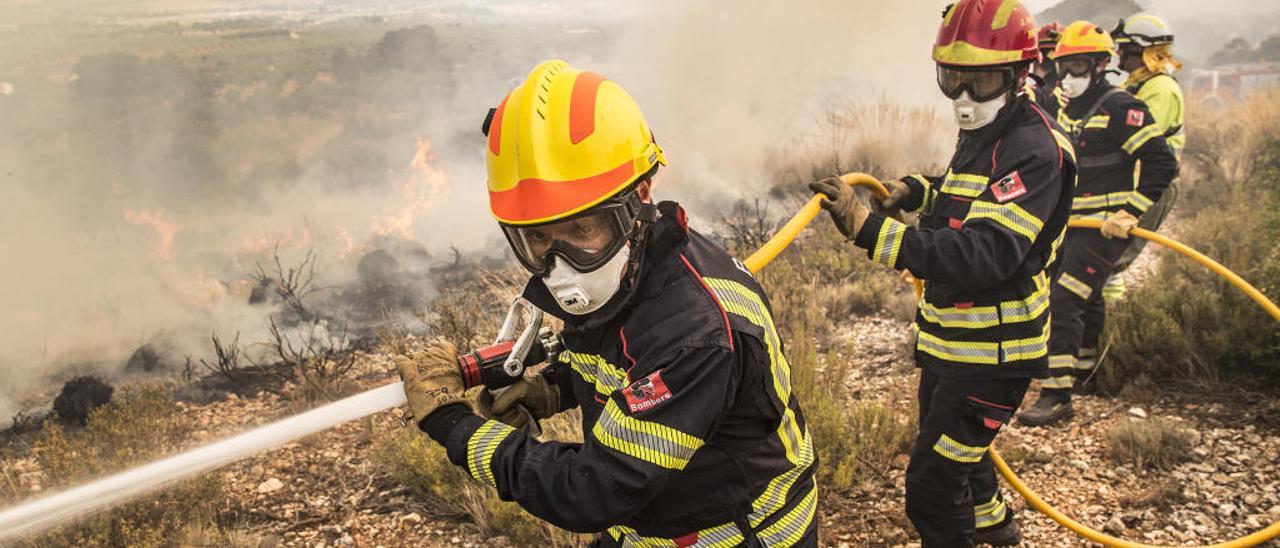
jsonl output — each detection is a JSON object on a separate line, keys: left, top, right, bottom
{"left": 991, "top": 171, "right": 1028, "bottom": 203}
{"left": 1126, "top": 109, "right": 1145, "bottom": 127}
{"left": 625, "top": 370, "right": 673, "bottom": 413}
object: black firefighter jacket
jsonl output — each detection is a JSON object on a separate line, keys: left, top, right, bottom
{"left": 852, "top": 96, "right": 1077, "bottom": 380}
{"left": 424, "top": 201, "right": 817, "bottom": 547}
{"left": 1056, "top": 82, "right": 1177, "bottom": 222}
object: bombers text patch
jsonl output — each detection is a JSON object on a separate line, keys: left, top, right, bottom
{"left": 990, "top": 171, "right": 1028, "bottom": 203}
{"left": 625, "top": 371, "right": 673, "bottom": 413}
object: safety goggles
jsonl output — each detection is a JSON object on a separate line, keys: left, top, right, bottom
{"left": 936, "top": 65, "right": 1017, "bottom": 102}
{"left": 1058, "top": 56, "right": 1098, "bottom": 78}
{"left": 502, "top": 190, "right": 644, "bottom": 277}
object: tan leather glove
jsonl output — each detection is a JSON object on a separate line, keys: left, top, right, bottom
{"left": 1101, "top": 210, "right": 1140, "bottom": 239}
{"left": 477, "top": 374, "right": 560, "bottom": 430}
{"left": 808, "top": 176, "right": 872, "bottom": 239}
{"left": 877, "top": 178, "right": 913, "bottom": 216}
{"left": 395, "top": 339, "right": 470, "bottom": 426}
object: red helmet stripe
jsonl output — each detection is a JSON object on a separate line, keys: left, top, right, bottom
{"left": 569, "top": 71, "right": 607, "bottom": 145}
{"left": 488, "top": 95, "right": 508, "bottom": 156}
{"left": 489, "top": 160, "right": 635, "bottom": 224}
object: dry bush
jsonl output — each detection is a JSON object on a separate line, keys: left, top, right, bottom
{"left": 19, "top": 386, "right": 224, "bottom": 547}
{"left": 1102, "top": 91, "right": 1280, "bottom": 390}
{"left": 1106, "top": 417, "right": 1195, "bottom": 471}
{"left": 264, "top": 317, "right": 358, "bottom": 402}
{"left": 373, "top": 411, "right": 586, "bottom": 547}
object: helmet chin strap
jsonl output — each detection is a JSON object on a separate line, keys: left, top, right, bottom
{"left": 621, "top": 202, "right": 659, "bottom": 289}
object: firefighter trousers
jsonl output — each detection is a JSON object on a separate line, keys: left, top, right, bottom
{"left": 906, "top": 370, "right": 1030, "bottom": 547}
{"left": 1045, "top": 228, "right": 1130, "bottom": 393}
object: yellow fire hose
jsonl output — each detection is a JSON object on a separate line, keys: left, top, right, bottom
{"left": 742, "top": 172, "right": 1280, "bottom": 547}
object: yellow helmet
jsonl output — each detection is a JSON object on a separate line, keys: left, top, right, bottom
{"left": 1050, "top": 21, "right": 1114, "bottom": 60}
{"left": 484, "top": 59, "right": 667, "bottom": 226}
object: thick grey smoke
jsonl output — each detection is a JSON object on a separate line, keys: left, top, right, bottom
{"left": 0, "top": 0, "right": 969, "bottom": 418}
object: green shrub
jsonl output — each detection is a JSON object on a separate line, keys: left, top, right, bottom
{"left": 22, "top": 386, "right": 224, "bottom": 547}
{"left": 1102, "top": 92, "right": 1280, "bottom": 389}
{"left": 1106, "top": 417, "right": 1195, "bottom": 470}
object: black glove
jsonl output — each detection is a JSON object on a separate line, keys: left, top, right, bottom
{"left": 808, "top": 176, "right": 872, "bottom": 239}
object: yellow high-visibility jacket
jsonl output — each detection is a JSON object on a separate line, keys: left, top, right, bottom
{"left": 1127, "top": 74, "right": 1185, "bottom": 158}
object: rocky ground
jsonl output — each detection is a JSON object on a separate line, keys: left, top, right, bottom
{"left": 6, "top": 233, "right": 1280, "bottom": 547}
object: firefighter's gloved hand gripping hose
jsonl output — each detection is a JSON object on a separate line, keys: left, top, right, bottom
{"left": 2, "top": 173, "right": 1278, "bottom": 547}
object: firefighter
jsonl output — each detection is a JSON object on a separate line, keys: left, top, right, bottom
{"left": 1075, "top": 13, "right": 1188, "bottom": 363}
{"left": 1028, "top": 21, "right": 1064, "bottom": 116}
{"left": 395, "top": 59, "right": 818, "bottom": 547}
{"left": 810, "top": 1, "right": 1075, "bottom": 544}
{"left": 1017, "top": 22, "right": 1178, "bottom": 426}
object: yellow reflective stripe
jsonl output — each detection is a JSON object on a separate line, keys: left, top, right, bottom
{"left": 871, "top": 218, "right": 908, "bottom": 268}
{"left": 917, "top": 331, "right": 999, "bottom": 365}
{"left": 933, "top": 40, "right": 1027, "bottom": 65}
{"left": 1042, "top": 374, "right": 1075, "bottom": 389}
{"left": 609, "top": 521, "right": 745, "bottom": 548}
{"left": 1122, "top": 124, "right": 1162, "bottom": 154}
{"left": 750, "top": 428, "right": 815, "bottom": 527}
{"left": 920, "top": 302, "right": 999, "bottom": 329}
{"left": 918, "top": 278, "right": 1047, "bottom": 329}
{"left": 1001, "top": 273, "right": 1050, "bottom": 323}
{"left": 1128, "top": 192, "right": 1155, "bottom": 213}
{"left": 466, "top": 421, "right": 516, "bottom": 488}
{"left": 933, "top": 433, "right": 987, "bottom": 463}
{"left": 703, "top": 278, "right": 804, "bottom": 465}
{"left": 1000, "top": 321, "right": 1050, "bottom": 362}
{"left": 907, "top": 174, "right": 933, "bottom": 213}
{"left": 1051, "top": 129, "right": 1077, "bottom": 162}
{"left": 964, "top": 200, "right": 1043, "bottom": 242}
{"left": 1048, "top": 354, "right": 1076, "bottom": 370}
{"left": 1058, "top": 272, "right": 1093, "bottom": 300}
{"left": 991, "top": 0, "right": 1019, "bottom": 30}
{"left": 1072, "top": 191, "right": 1135, "bottom": 211}
{"left": 941, "top": 170, "right": 988, "bottom": 197}
{"left": 592, "top": 399, "right": 704, "bottom": 470}
{"left": 756, "top": 481, "right": 818, "bottom": 546}
{"left": 1069, "top": 211, "right": 1110, "bottom": 222}
{"left": 1085, "top": 114, "right": 1110, "bottom": 129}
{"left": 975, "top": 495, "right": 1008, "bottom": 529}
{"left": 562, "top": 350, "right": 628, "bottom": 397}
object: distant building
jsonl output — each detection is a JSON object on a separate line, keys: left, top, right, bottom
{"left": 1187, "top": 62, "right": 1280, "bottom": 105}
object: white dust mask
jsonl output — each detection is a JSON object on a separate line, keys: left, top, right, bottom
{"left": 952, "top": 91, "right": 1006, "bottom": 131}
{"left": 1061, "top": 74, "right": 1091, "bottom": 98}
{"left": 542, "top": 245, "right": 630, "bottom": 315}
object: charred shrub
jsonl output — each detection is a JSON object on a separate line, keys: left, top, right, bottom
{"left": 53, "top": 376, "right": 114, "bottom": 426}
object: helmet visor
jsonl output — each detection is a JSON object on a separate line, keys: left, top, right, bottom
{"left": 502, "top": 193, "right": 641, "bottom": 276}
{"left": 1058, "top": 56, "right": 1098, "bottom": 77}
{"left": 936, "top": 65, "right": 1015, "bottom": 102}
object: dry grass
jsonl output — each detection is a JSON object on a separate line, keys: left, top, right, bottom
{"left": 1106, "top": 417, "right": 1195, "bottom": 471}
{"left": 11, "top": 386, "right": 225, "bottom": 547}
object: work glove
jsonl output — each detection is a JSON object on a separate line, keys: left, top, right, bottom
{"left": 395, "top": 339, "right": 471, "bottom": 427}
{"left": 1101, "top": 210, "right": 1140, "bottom": 239}
{"left": 477, "top": 373, "right": 560, "bottom": 430}
{"left": 808, "top": 176, "right": 872, "bottom": 240}
{"left": 875, "top": 178, "right": 914, "bottom": 217}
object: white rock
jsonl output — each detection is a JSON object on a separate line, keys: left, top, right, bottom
{"left": 256, "top": 478, "right": 284, "bottom": 494}
{"left": 402, "top": 512, "right": 423, "bottom": 524}
{"left": 1128, "top": 407, "right": 1148, "bottom": 419}
{"left": 1218, "top": 503, "right": 1238, "bottom": 517}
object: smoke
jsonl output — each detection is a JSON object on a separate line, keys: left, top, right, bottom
{"left": 0, "top": 0, "right": 957, "bottom": 417}
{"left": 604, "top": 0, "right": 945, "bottom": 213}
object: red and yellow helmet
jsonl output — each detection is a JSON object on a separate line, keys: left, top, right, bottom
{"left": 484, "top": 59, "right": 667, "bottom": 226}
{"left": 1038, "top": 21, "right": 1063, "bottom": 49}
{"left": 933, "top": 0, "right": 1039, "bottom": 67}
{"left": 1051, "top": 21, "right": 1115, "bottom": 60}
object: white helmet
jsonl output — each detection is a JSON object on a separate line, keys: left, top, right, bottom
{"left": 1113, "top": 13, "right": 1174, "bottom": 47}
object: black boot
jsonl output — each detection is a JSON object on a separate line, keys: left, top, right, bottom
{"left": 1016, "top": 390, "right": 1073, "bottom": 426}
{"left": 1073, "top": 348, "right": 1100, "bottom": 394}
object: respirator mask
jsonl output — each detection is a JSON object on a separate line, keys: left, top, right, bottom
{"left": 936, "top": 63, "right": 1017, "bottom": 130}
{"left": 503, "top": 190, "right": 647, "bottom": 315}
{"left": 1058, "top": 56, "right": 1100, "bottom": 99}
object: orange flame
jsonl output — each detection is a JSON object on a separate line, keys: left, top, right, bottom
{"left": 372, "top": 136, "right": 449, "bottom": 238}
{"left": 123, "top": 209, "right": 177, "bottom": 259}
